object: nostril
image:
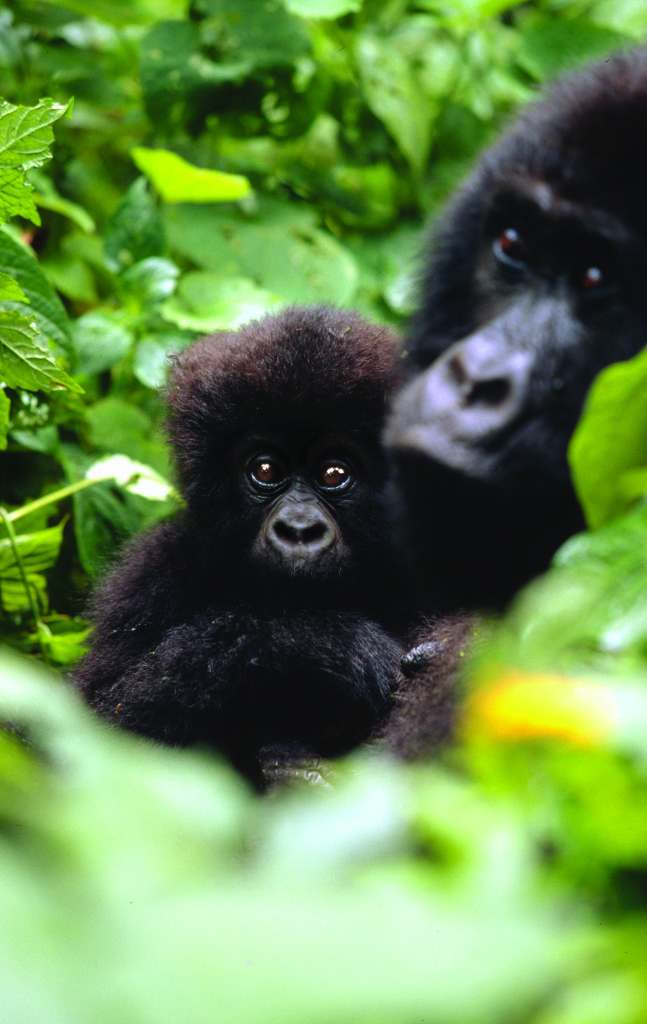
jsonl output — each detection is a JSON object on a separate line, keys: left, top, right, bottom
{"left": 447, "top": 353, "right": 469, "bottom": 389}
{"left": 272, "top": 519, "right": 328, "bottom": 546}
{"left": 466, "top": 377, "right": 512, "bottom": 408}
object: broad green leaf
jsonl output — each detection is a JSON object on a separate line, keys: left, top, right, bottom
{"left": 195, "top": 0, "right": 310, "bottom": 71}
{"left": 0, "top": 98, "right": 72, "bottom": 225}
{"left": 84, "top": 397, "right": 167, "bottom": 473}
{"left": 30, "top": 169, "right": 96, "bottom": 233}
{"left": 0, "top": 271, "right": 27, "bottom": 303}
{"left": 0, "top": 388, "right": 9, "bottom": 450}
{"left": 104, "top": 177, "right": 166, "bottom": 272}
{"left": 356, "top": 34, "right": 434, "bottom": 177}
{"left": 132, "top": 148, "right": 252, "bottom": 204}
{"left": 133, "top": 332, "right": 188, "bottom": 390}
{"left": 72, "top": 311, "right": 133, "bottom": 376}
{"left": 0, "top": 227, "right": 73, "bottom": 357}
{"left": 282, "top": 0, "right": 361, "bottom": 15}
{"left": 86, "top": 454, "right": 175, "bottom": 502}
{"left": 163, "top": 272, "right": 281, "bottom": 331}
{"left": 118, "top": 258, "right": 180, "bottom": 315}
{"left": 0, "top": 309, "right": 82, "bottom": 393}
{"left": 30, "top": 0, "right": 185, "bottom": 25}
{"left": 569, "top": 346, "right": 647, "bottom": 530}
{"left": 166, "top": 200, "right": 359, "bottom": 306}
{"left": 0, "top": 522, "right": 64, "bottom": 613}
{"left": 139, "top": 21, "right": 247, "bottom": 130}
{"left": 518, "top": 19, "right": 629, "bottom": 81}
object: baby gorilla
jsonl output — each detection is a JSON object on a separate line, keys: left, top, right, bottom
{"left": 73, "top": 306, "right": 413, "bottom": 787}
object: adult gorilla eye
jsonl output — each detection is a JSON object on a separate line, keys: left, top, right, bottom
{"left": 248, "top": 456, "right": 286, "bottom": 489}
{"left": 581, "top": 266, "right": 604, "bottom": 290}
{"left": 318, "top": 461, "right": 352, "bottom": 491}
{"left": 494, "top": 227, "right": 527, "bottom": 266}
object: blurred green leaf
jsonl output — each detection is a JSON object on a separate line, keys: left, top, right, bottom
{"left": 0, "top": 522, "right": 64, "bottom": 613}
{"left": 282, "top": 0, "right": 361, "bottom": 15}
{"left": 163, "top": 271, "right": 281, "bottom": 331}
{"left": 0, "top": 386, "right": 9, "bottom": 449}
{"left": 357, "top": 32, "right": 434, "bottom": 176}
{"left": 569, "top": 345, "right": 647, "bottom": 530}
{"left": 72, "top": 310, "right": 134, "bottom": 375}
{"left": 132, "top": 148, "right": 252, "bottom": 204}
{"left": 518, "top": 19, "right": 630, "bottom": 80}
{"left": 104, "top": 177, "right": 166, "bottom": 273}
{"left": 166, "top": 200, "right": 359, "bottom": 306}
{"left": 132, "top": 331, "right": 188, "bottom": 390}
{"left": 196, "top": 0, "right": 310, "bottom": 71}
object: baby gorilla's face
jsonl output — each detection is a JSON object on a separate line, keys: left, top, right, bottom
{"left": 235, "top": 431, "right": 368, "bottom": 579}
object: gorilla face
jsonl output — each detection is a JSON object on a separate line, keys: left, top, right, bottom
{"left": 386, "top": 50, "right": 647, "bottom": 609}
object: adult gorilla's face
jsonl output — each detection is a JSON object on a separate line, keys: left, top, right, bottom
{"left": 385, "top": 49, "right": 647, "bottom": 609}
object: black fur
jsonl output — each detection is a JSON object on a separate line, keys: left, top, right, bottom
{"left": 73, "top": 306, "right": 422, "bottom": 787}
{"left": 386, "top": 48, "right": 647, "bottom": 609}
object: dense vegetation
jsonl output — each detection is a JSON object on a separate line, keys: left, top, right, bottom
{"left": 2, "top": 1, "right": 647, "bottom": 1020}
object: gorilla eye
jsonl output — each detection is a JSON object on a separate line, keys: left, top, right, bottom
{"left": 318, "top": 461, "right": 352, "bottom": 491}
{"left": 248, "top": 456, "right": 286, "bottom": 489}
{"left": 581, "top": 266, "right": 604, "bottom": 290}
{"left": 494, "top": 227, "right": 527, "bottom": 267}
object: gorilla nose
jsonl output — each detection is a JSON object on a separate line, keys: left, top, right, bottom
{"left": 269, "top": 509, "right": 336, "bottom": 555}
{"left": 406, "top": 333, "right": 533, "bottom": 446}
{"left": 385, "top": 332, "right": 534, "bottom": 475}
{"left": 435, "top": 335, "right": 532, "bottom": 431}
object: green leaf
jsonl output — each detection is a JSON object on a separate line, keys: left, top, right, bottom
{"left": 30, "top": 168, "right": 96, "bottom": 233}
{"left": 162, "top": 272, "right": 281, "bottom": 331}
{"left": 131, "top": 148, "right": 252, "bottom": 204}
{"left": 0, "top": 98, "right": 72, "bottom": 226}
{"left": 104, "top": 176, "right": 166, "bottom": 272}
{"left": 518, "top": 20, "right": 629, "bottom": 81}
{"left": 0, "top": 388, "right": 9, "bottom": 451}
{"left": 195, "top": 0, "right": 310, "bottom": 71}
{"left": 0, "top": 227, "right": 73, "bottom": 357}
{"left": 0, "top": 309, "right": 82, "bottom": 393}
{"left": 166, "top": 200, "right": 359, "bottom": 306}
{"left": 569, "top": 345, "right": 647, "bottom": 529}
{"left": 357, "top": 33, "right": 434, "bottom": 176}
{"left": 0, "top": 522, "right": 64, "bottom": 613}
{"left": 27, "top": 0, "right": 186, "bottom": 25}
{"left": 118, "top": 258, "right": 180, "bottom": 315}
{"left": 72, "top": 311, "right": 133, "bottom": 376}
{"left": 282, "top": 0, "right": 361, "bottom": 16}
{"left": 86, "top": 454, "right": 175, "bottom": 502}
{"left": 0, "top": 270, "right": 27, "bottom": 303}
{"left": 133, "top": 332, "right": 188, "bottom": 390}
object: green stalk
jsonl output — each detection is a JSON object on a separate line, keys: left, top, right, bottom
{"left": 6, "top": 476, "right": 103, "bottom": 524}
{"left": 0, "top": 506, "right": 50, "bottom": 664}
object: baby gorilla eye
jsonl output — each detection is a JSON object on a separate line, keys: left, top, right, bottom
{"left": 318, "top": 461, "right": 352, "bottom": 491}
{"left": 248, "top": 455, "right": 286, "bottom": 489}
{"left": 494, "top": 227, "right": 528, "bottom": 267}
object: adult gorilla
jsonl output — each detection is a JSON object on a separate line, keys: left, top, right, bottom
{"left": 386, "top": 48, "right": 647, "bottom": 609}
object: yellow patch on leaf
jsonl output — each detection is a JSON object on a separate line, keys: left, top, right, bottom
{"left": 465, "top": 669, "right": 620, "bottom": 746}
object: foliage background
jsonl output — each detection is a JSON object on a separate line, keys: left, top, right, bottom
{"left": 3, "top": 0, "right": 647, "bottom": 1021}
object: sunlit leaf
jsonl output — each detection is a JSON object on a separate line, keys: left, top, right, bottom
{"left": 132, "top": 148, "right": 252, "bottom": 204}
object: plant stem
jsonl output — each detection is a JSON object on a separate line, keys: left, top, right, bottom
{"left": 0, "top": 506, "right": 50, "bottom": 664}
{"left": 6, "top": 477, "right": 102, "bottom": 524}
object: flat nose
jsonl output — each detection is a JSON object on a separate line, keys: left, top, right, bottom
{"left": 420, "top": 334, "right": 533, "bottom": 440}
{"left": 268, "top": 506, "right": 335, "bottom": 555}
